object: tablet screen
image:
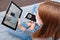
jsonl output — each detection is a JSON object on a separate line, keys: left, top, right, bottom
{"left": 2, "top": 1, "right": 22, "bottom": 30}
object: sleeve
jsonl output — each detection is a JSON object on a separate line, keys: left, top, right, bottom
{"left": 24, "top": 23, "right": 40, "bottom": 35}
{"left": 21, "top": 22, "right": 29, "bottom": 29}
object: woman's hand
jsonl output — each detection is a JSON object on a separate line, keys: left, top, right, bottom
{"left": 18, "top": 19, "right": 36, "bottom": 31}
{"left": 18, "top": 19, "right": 26, "bottom": 31}
{"left": 27, "top": 21, "right": 36, "bottom": 30}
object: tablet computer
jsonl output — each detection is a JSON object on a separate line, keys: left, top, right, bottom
{"left": 2, "top": 1, "right": 23, "bottom": 30}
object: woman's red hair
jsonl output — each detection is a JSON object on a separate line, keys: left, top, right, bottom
{"left": 32, "top": 1, "right": 60, "bottom": 39}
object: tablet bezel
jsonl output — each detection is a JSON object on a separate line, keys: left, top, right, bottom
{"left": 2, "top": 1, "right": 23, "bottom": 30}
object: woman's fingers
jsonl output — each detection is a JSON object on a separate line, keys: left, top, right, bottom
{"left": 28, "top": 22, "right": 36, "bottom": 30}
{"left": 27, "top": 21, "right": 36, "bottom": 30}
{"left": 27, "top": 21, "right": 32, "bottom": 27}
{"left": 18, "top": 19, "right": 20, "bottom": 24}
{"left": 18, "top": 19, "right": 20, "bottom": 27}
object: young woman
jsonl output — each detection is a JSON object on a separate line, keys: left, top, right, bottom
{"left": 7, "top": 3, "right": 41, "bottom": 40}
{"left": 18, "top": 1, "right": 60, "bottom": 40}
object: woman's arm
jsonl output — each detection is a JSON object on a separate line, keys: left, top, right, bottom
{"left": 18, "top": 19, "right": 26, "bottom": 31}
{"left": 24, "top": 21, "right": 40, "bottom": 36}
{"left": 18, "top": 19, "right": 40, "bottom": 35}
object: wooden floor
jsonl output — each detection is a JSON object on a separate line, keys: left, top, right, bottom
{"left": 0, "top": 0, "right": 45, "bottom": 12}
